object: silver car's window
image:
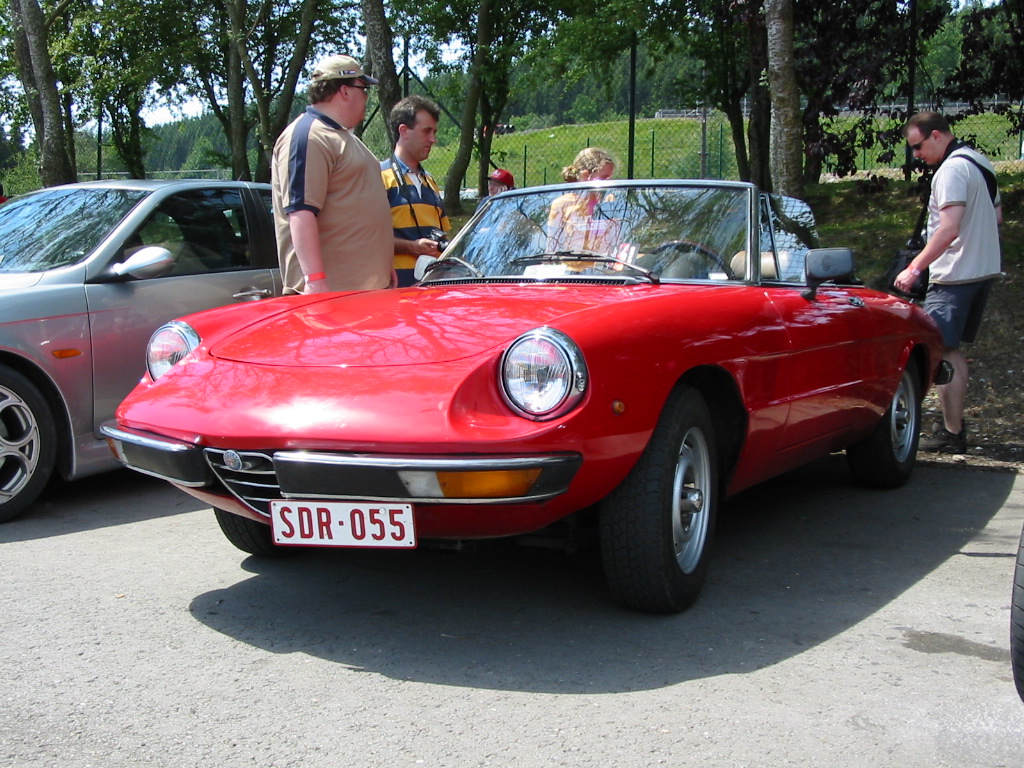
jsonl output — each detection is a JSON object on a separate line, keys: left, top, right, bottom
{"left": 759, "top": 194, "right": 819, "bottom": 282}
{"left": 123, "top": 189, "right": 255, "bottom": 276}
{"left": 424, "top": 184, "right": 749, "bottom": 283}
{"left": 0, "top": 188, "right": 147, "bottom": 273}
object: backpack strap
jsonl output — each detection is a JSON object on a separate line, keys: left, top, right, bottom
{"left": 949, "top": 150, "right": 998, "bottom": 204}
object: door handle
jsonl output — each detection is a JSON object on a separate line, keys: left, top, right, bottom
{"left": 233, "top": 287, "right": 272, "bottom": 300}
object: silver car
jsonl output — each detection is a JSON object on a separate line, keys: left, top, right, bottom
{"left": 0, "top": 179, "right": 281, "bottom": 521}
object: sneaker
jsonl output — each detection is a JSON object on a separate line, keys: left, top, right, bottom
{"left": 920, "top": 422, "right": 968, "bottom": 453}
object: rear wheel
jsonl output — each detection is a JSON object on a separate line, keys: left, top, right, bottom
{"left": 600, "top": 386, "right": 718, "bottom": 613}
{"left": 1012, "top": 522, "right": 1024, "bottom": 702}
{"left": 214, "top": 508, "right": 297, "bottom": 557}
{"left": 846, "top": 365, "right": 921, "bottom": 488}
{"left": 0, "top": 365, "right": 57, "bottom": 523}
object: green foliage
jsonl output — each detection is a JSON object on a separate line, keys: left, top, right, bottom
{"left": 0, "top": 147, "right": 41, "bottom": 196}
{"left": 806, "top": 170, "right": 1024, "bottom": 287}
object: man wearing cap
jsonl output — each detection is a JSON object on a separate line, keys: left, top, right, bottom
{"left": 380, "top": 95, "right": 451, "bottom": 287}
{"left": 272, "top": 54, "right": 394, "bottom": 294}
{"left": 476, "top": 168, "right": 515, "bottom": 211}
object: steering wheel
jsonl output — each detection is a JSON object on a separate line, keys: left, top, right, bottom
{"left": 646, "top": 239, "right": 734, "bottom": 280}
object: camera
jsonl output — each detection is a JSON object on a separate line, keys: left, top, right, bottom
{"left": 429, "top": 227, "right": 448, "bottom": 252}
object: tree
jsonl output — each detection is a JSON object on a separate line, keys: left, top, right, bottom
{"left": 794, "top": 0, "right": 947, "bottom": 183}
{"left": 168, "top": 0, "right": 354, "bottom": 182}
{"left": 940, "top": 0, "right": 1024, "bottom": 136}
{"left": 764, "top": 0, "right": 802, "bottom": 196}
{"left": 360, "top": 0, "right": 402, "bottom": 133}
{"left": 6, "top": 0, "right": 75, "bottom": 185}
{"left": 394, "top": 0, "right": 567, "bottom": 213}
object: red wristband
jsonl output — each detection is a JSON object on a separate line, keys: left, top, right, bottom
{"left": 306, "top": 271, "right": 326, "bottom": 282}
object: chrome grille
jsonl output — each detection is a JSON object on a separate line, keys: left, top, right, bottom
{"left": 204, "top": 448, "right": 279, "bottom": 518}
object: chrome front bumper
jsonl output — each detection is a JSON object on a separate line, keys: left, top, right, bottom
{"left": 101, "top": 423, "right": 582, "bottom": 517}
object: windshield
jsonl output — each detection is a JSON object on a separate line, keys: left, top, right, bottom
{"left": 423, "top": 183, "right": 752, "bottom": 284}
{"left": 0, "top": 187, "right": 148, "bottom": 273}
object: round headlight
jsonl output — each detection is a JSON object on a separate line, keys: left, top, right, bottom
{"left": 146, "top": 321, "right": 201, "bottom": 381}
{"left": 501, "top": 328, "right": 587, "bottom": 420}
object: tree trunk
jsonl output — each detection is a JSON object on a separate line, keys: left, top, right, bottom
{"left": 764, "top": 0, "right": 803, "bottom": 197}
{"left": 745, "top": 7, "right": 772, "bottom": 190}
{"left": 9, "top": 0, "right": 75, "bottom": 185}
{"left": 444, "top": 0, "right": 493, "bottom": 215}
{"left": 361, "top": 0, "right": 401, "bottom": 139}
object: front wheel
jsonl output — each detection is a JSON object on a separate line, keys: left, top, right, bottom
{"left": 600, "top": 386, "right": 718, "bottom": 613}
{"left": 0, "top": 365, "right": 57, "bottom": 522}
{"left": 846, "top": 365, "right": 921, "bottom": 489}
{"left": 1012, "top": 522, "right": 1024, "bottom": 702}
{"left": 214, "top": 508, "right": 297, "bottom": 558}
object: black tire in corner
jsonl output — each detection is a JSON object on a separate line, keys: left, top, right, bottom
{"left": 0, "top": 364, "right": 57, "bottom": 523}
{"left": 214, "top": 508, "right": 296, "bottom": 557}
{"left": 1011, "top": 521, "right": 1024, "bottom": 702}
{"left": 599, "top": 385, "right": 718, "bottom": 613}
{"left": 846, "top": 365, "right": 921, "bottom": 489}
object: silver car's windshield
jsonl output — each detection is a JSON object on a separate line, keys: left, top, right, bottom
{"left": 423, "top": 183, "right": 752, "bottom": 284}
{"left": 0, "top": 187, "right": 148, "bottom": 273}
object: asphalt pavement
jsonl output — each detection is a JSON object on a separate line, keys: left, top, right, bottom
{"left": 2, "top": 456, "right": 1023, "bottom": 767}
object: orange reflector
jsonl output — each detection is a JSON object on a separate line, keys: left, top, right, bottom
{"left": 436, "top": 469, "right": 542, "bottom": 499}
{"left": 52, "top": 349, "right": 82, "bottom": 359}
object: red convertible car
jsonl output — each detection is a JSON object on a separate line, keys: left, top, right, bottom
{"left": 103, "top": 180, "right": 949, "bottom": 613}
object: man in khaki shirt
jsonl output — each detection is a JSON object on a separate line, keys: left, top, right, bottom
{"left": 272, "top": 54, "right": 395, "bottom": 294}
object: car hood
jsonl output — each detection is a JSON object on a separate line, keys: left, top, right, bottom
{"left": 211, "top": 284, "right": 654, "bottom": 367}
{"left": 0, "top": 273, "right": 43, "bottom": 291}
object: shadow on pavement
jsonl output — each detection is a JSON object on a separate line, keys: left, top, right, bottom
{"left": 184, "top": 456, "right": 1020, "bottom": 693}
{"left": 0, "top": 468, "right": 207, "bottom": 542}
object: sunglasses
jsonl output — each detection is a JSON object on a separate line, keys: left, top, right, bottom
{"left": 909, "top": 134, "right": 929, "bottom": 151}
{"left": 346, "top": 84, "right": 372, "bottom": 92}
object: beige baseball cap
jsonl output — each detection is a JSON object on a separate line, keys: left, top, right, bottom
{"left": 310, "top": 54, "right": 379, "bottom": 85}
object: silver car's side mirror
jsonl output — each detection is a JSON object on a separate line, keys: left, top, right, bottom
{"left": 112, "top": 246, "right": 174, "bottom": 279}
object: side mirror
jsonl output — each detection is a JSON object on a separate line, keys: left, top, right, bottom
{"left": 414, "top": 254, "right": 438, "bottom": 281}
{"left": 802, "top": 247, "right": 855, "bottom": 300}
{"left": 112, "top": 245, "right": 174, "bottom": 279}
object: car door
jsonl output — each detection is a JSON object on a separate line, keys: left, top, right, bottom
{"left": 756, "top": 194, "right": 873, "bottom": 451}
{"left": 86, "top": 186, "right": 280, "bottom": 431}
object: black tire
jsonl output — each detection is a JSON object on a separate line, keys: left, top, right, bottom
{"left": 214, "top": 508, "right": 297, "bottom": 558}
{"left": 0, "top": 365, "right": 57, "bottom": 523}
{"left": 600, "top": 385, "right": 718, "bottom": 613}
{"left": 846, "top": 365, "right": 921, "bottom": 489}
{"left": 1012, "top": 522, "right": 1024, "bottom": 702}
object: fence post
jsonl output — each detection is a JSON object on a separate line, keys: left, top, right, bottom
{"left": 522, "top": 145, "right": 528, "bottom": 187}
{"left": 650, "top": 130, "right": 655, "bottom": 177}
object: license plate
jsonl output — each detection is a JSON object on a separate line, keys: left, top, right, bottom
{"left": 269, "top": 501, "right": 416, "bottom": 548}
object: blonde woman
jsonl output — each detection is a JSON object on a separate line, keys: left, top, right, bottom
{"left": 547, "top": 148, "right": 618, "bottom": 254}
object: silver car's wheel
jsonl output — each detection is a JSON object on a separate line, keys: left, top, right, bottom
{"left": 600, "top": 385, "right": 718, "bottom": 613}
{"left": 0, "top": 365, "right": 57, "bottom": 522}
{"left": 846, "top": 365, "right": 921, "bottom": 489}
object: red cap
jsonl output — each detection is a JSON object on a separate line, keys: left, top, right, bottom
{"left": 488, "top": 168, "right": 515, "bottom": 188}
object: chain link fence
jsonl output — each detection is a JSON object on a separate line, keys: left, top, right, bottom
{"left": 89, "top": 100, "right": 1023, "bottom": 194}
{"left": 358, "top": 98, "right": 1024, "bottom": 205}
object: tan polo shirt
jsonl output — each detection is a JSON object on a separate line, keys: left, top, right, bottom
{"left": 272, "top": 107, "right": 393, "bottom": 293}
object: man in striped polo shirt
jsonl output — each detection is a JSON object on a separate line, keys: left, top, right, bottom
{"left": 381, "top": 95, "right": 451, "bottom": 287}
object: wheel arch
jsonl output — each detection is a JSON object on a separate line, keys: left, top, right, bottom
{"left": 675, "top": 364, "right": 747, "bottom": 495}
{"left": 0, "top": 351, "right": 74, "bottom": 481}
{"left": 908, "top": 342, "right": 933, "bottom": 394}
